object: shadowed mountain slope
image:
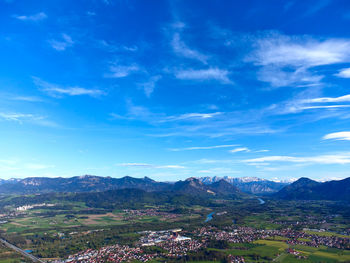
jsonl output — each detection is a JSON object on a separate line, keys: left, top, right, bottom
{"left": 274, "top": 177, "right": 350, "bottom": 201}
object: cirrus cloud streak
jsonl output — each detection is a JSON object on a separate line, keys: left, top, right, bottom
{"left": 243, "top": 153, "right": 350, "bottom": 165}
{"left": 323, "top": 132, "right": 350, "bottom": 141}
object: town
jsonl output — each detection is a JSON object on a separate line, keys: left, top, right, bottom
{"left": 51, "top": 225, "right": 350, "bottom": 262}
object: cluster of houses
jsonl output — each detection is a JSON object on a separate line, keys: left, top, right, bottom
{"left": 157, "top": 239, "right": 203, "bottom": 257}
{"left": 227, "top": 254, "right": 246, "bottom": 263}
{"left": 285, "top": 248, "right": 308, "bottom": 260}
{"left": 139, "top": 229, "right": 191, "bottom": 246}
{"left": 286, "top": 232, "right": 350, "bottom": 249}
{"left": 197, "top": 226, "right": 350, "bottom": 250}
{"left": 197, "top": 226, "right": 277, "bottom": 243}
{"left": 51, "top": 225, "right": 350, "bottom": 262}
{"left": 51, "top": 229, "right": 198, "bottom": 263}
{"left": 51, "top": 245, "right": 157, "bottom": 263}
{"left": 15, "top": 203, "right": 55, "bottom": 211}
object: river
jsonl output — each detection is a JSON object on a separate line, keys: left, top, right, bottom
{"left": 205, "top": 212, "right": 215, "bottom": 222}
{"left": 205, "top": 198, "right": 264, "bottom": 223}
{"left": 257, "top": 198, "right": 265, "bottom": 204}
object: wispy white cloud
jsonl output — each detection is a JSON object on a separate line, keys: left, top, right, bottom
{"left": 247, "top": 33, "right": 350, "bottom": 87}
{"left": 270, "top": 91, "right": 350, "bottom": 115}
{"left": 291, "top": 105, "right": 350, "bottom": 112}
{"left": 98, "top": 40, "right": 138, "bottom": 53}
{"left": 229, "top": 147, "right": 250, "bottom": 153}
{"left": 168, "top": 22, "right": 232, "bottom": 84}
{"left": 171, "top": 32, "right": 208, "bottom": 64}
{"left": 13, "top": 12, "right": 47, "bottom": 21}
{"left": 151, "top": 124, "right": 279, "bottom": 138}
{"left": 12, "top": 96, "right": 44, "bottom": 102}
{"left": 139, "top": 75, "right": 162, "bottom": 97}
{"left": 255, "top": 149, "right": 270, "bottom": 153}
{"left": 323, "top": 131, "right": 350, "bottom": 141}
{"left": 110, "top": 101, "right": 155, "bottom": 121}
{"left": 113, "top": 110, "right": 220, "bottom": 124}
{"left": 250, "top": 35, "right": 350, "bottom": 67}
{"left": 111, "top": 104, "right": 276, "bottom": 139}
{"left": 160, "top": 165, "right": 185, "bottom": 169}
{"left": 117, "top": 163, "right": 185, "bottom": 169}
{"left": 109, "top": 113, "right": 129, "bottom": 120}
{"left": 48, "top": 34, "right": 74, "bottom": 51}
{"left": 107, "top": 64, "right": 140, "bottom": 78}
{"left": 243, "top": 153, "right": 350, "bottom": 165}
{"left": 0, "top": 112, "right": 58, "bottom": 127}
{"left": 257, "top": 66, "right": 323, "bottom": 88}
{"left": 122, "top": 45, "right": 138, "bottom": 52}
{"left": 162, "top": 112, "right": 222, "bottom": 122}
{"left": 33, "top": 77, "right": 105, "bottom": 98}
{"left": 175, "top": 68, "right": 231, "bottom": 83}
{"left": 126, "top": 101, "right": 153, "bottom": 119}
{"left": 228, "top": 147, "right": 268, "bottom": 153}
{"left": 0, "top": 112, "right": 37, "bottom": 122}
{"left": 169, "top": 144, "right": 237, "bottom": 151}
{"left": 335, "top": 68, "right": 350, "bottom": 78}
{"left": 0, "top": 93, "right": 43, "bottom": 102}
{"left": 112, "top": 101, "right": 277, "bottom": 139}
{"left": 303, "top": 94, "right": 350, "bottom": 103}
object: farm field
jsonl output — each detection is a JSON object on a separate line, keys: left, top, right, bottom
{"left": 205, "top": 239, "right": 350, "bottom": 262}
{"left": 1, "top": 202, "right": 202, "bottom": 236}
{"left": 0, "top": 244, "right": 30, "bottom": 263}
{"left": 0, "top": 196, "right": 349, "bottom": 262}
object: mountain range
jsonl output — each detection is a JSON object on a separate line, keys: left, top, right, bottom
{"left": 171, "top": 177, "right": 243, "bottom": 198}
{"left": 273, "top": 177, "right": 350, "bottom": 201}
{"left": 0, "top": 176, "right": 244, "bottom": 199}
{"left": 197, "top": 176, "right": 289, "bottom": 194}
{"left": 0, "top": 175, "right": 169, "bottom": 194}
{"left": 0, "top": 175, "right": 286, "bottom": 195}
{"left": 0, "top": 175, "right": 348, "bottom": 201}
{"left": 0, "top": 177, "right": 245, "bottom": 209}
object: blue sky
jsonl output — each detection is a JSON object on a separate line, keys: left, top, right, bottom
{"left": 1, "top": 0, "right": 350, "bottom": 181}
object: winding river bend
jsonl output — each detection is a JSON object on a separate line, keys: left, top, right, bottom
{"left": 205, "top": 198, "right": 265, "bottom": 223}
{"left": 257, "top": 198, "right": 265, "bottom": 204}
{"left": 205, "top": 212, "right": 215, "bottom": 222}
